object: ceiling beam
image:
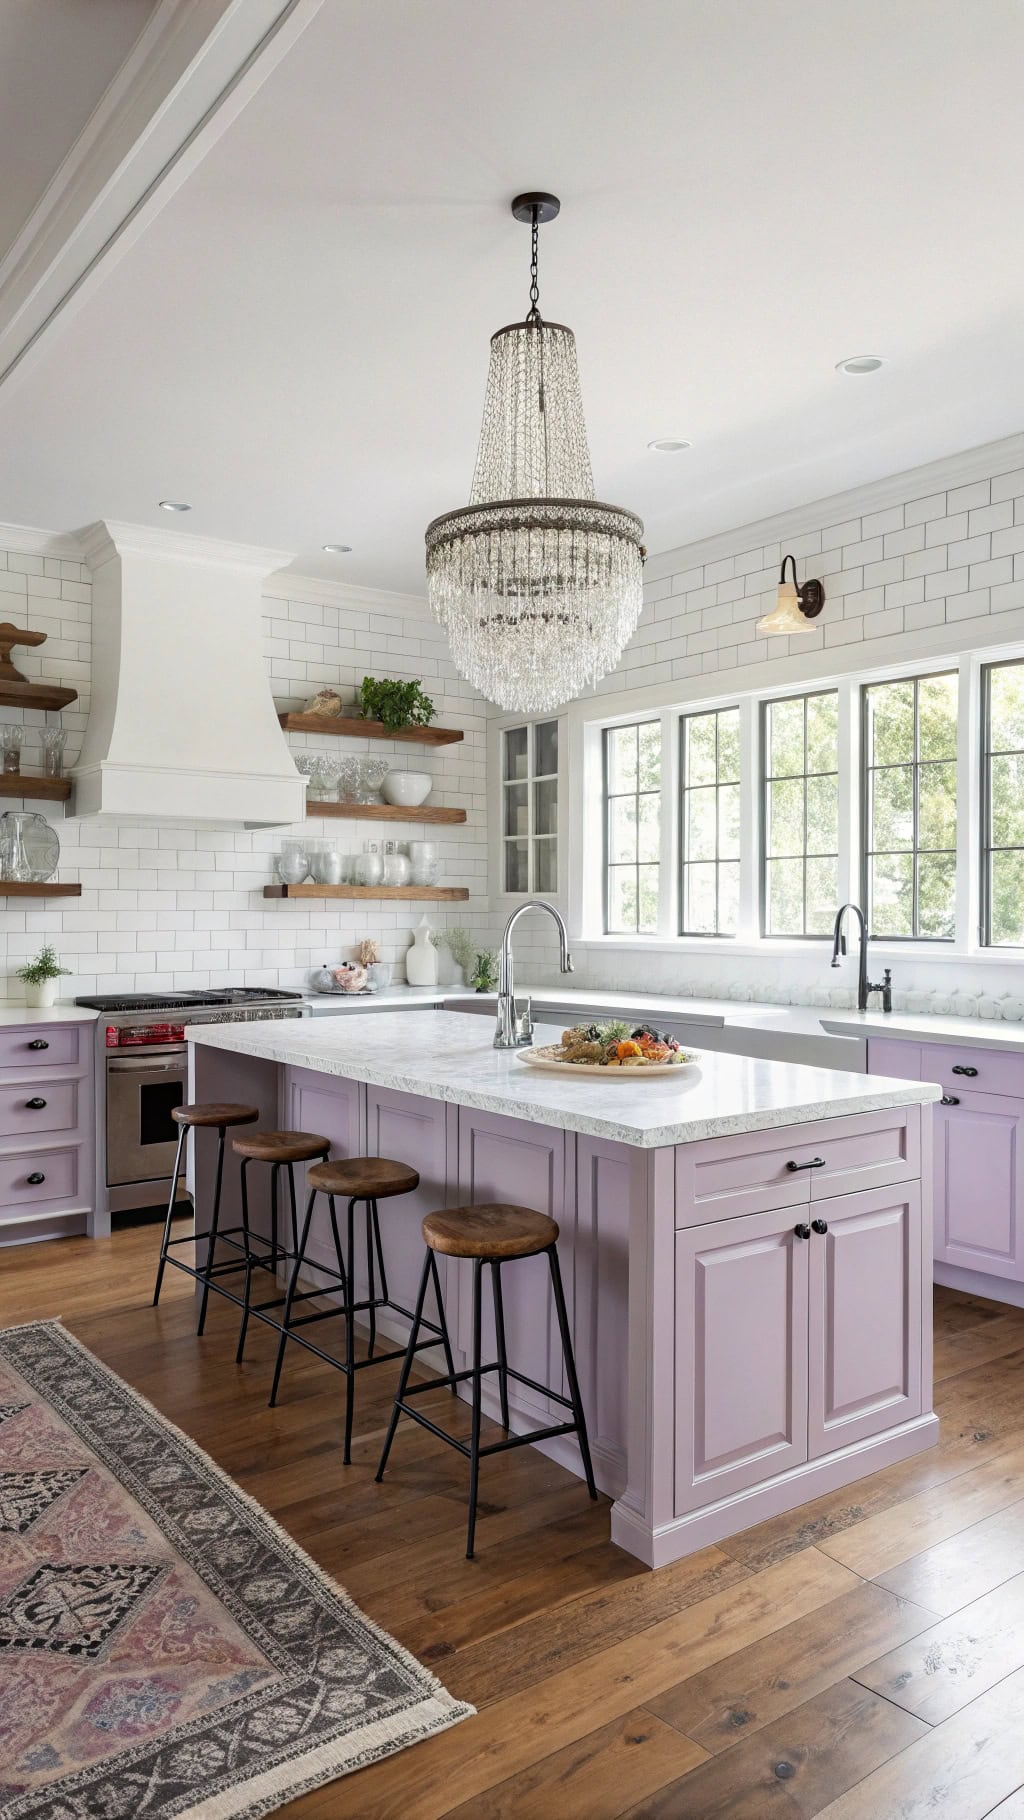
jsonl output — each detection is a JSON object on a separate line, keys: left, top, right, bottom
{"left": 0, "top": 0, "right": 325, "bottom": 395}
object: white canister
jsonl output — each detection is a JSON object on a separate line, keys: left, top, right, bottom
{"left": 405, "top": 917, "right": 439, "bottom": 985}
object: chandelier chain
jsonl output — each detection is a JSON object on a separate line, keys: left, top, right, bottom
{"left": 527, "top": 206, "right": 541, "bottom": 323}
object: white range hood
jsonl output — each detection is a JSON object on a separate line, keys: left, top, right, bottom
{"left": 75, "top": 522, "right": 305, "bottom": 827}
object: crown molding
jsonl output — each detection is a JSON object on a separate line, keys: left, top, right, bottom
{"left": 0, "top": 521, "right": 87, "bottom": 560}
{"left": 78, "top": 520, "right": 293, "bottom": 574}
{"left": 643, "top": 433, "right": 1024, "bottom": 584}
{"left": 0, "top": 0, "right": 327, "bottom": 395}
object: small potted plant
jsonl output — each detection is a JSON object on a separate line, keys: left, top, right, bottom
{"left": 359, "top": 676, "right": 436, "bottom": 732}
{"left": 16, "top": 942, "right": 71, "bottom": 1008}
{"left": 470, "top": 950, "right": 498, "bottom": 993}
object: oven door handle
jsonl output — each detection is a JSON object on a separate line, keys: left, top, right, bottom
{"left": 107, "top": 1057, "right": 185, "bottom": 1074}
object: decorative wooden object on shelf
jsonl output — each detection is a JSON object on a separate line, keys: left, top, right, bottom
{"left": 0, "top": 882, "right": 81, "bottom": 897}
{"left": 264, "top": 884, "right": 469, "bottom": 901}
{"left": 0, "top": 622, "right": 46, "bottom": 683}
{"left": 306, "top": 802, "right": 466, "bottom": 824}
{"left": 278, "top": 712, "right": 463, "bottom": 746}
{"left": 0, "top": 775, "right": 72, "bottom": 802}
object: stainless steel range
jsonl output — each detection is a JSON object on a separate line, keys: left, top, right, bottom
{"left": 76, "top": 989, "right": 306, "bottom": 1215}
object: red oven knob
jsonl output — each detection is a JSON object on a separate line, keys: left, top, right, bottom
{"left": 105, "top": 1025, "right": 118, "bottom": 1047}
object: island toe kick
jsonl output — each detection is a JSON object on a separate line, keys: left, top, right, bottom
{"left": 188, "top": 1014, "right": 939, "bottom": 1570}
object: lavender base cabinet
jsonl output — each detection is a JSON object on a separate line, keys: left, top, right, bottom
{"left": 190, "top": 1043, "right": 938, "bottom": 1568}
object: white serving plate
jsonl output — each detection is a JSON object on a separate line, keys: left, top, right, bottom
{"left": 516, "top": 1042, "right": 701, "bottom": 1077}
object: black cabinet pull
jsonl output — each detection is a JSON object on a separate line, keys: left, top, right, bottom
{"left": 27, "top": 1172, "right": 44, "bottom": 1185}
{"left": 940, "top": 1094, "right": 960, "bottom": 1106}
{"left": 794, "top": 1223, "right": 811, "bottom": 1240}
{"left": 25, "top": 1097, "right": 46, "bottom": 1110}
{"left": 786, "top": 1157, "right": 825, "bottom": 1172}
{"left": 811, "top": 1218, "right": 829, "bottom": 1235}
{"left": 951, "top": 1064, "right": 978, "bottom": 1077}
{"left": 27, "top": 1039, "right": 48, "bottom": 1051}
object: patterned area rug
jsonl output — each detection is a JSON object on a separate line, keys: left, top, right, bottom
{"left": 0, "top": 1320, "right": 472, "bottom": 1818}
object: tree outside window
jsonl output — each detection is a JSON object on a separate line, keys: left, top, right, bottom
{"left": 863, "top": 673, "right": 958, "bottom": 940}
{"left": 983, "top": 660, "right": 1024, "bottom": 946}
{"left": 605, "top": 722, "right": 661, "bottom": 933}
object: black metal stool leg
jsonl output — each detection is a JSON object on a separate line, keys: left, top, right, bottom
{"left": 327, "top": 1192, "right": 348, "bottom": 1298}
{"left": 343, "top": 1196, "right": 357, "bottom": 1464}
{"left": 547, "top": 1243, "right": 597, "bottom": 1500}
{"left": 269, "top": 1187, "right": 317, "bottom": 1407}
{"left": 235, "top": 1158, "right": 253, "bottom": 1364}
{"left": 269, "top": 1162, "right": 280, "bottom": 1267}
{"left": 429, "top": 1251, "right": 458, "bottom": 1393}
{"left": 153, "top": 1123, "right": 187, "bottom": 1305}
{"left": 196, "top": 1124, "right": 227, "bottom": 1336}
{"left": 490, "top": 1260, "right": 510, "bottom": 1431}
{"left": 466, "top": 1257, "right": 484, "bottom": 1559}
{"left": 375, "top": 1248, "right": 432, "bottom": 1483}
{"left": 287, "top": 1163, "right": 299, "bottom": 1256}
{"left": 371, "top": 1199, "right": 389, "bottom": 1303}
{"left": 364, "top": 1197, "right": 377, "bottom": 1359}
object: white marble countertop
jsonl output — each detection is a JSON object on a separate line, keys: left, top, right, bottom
{"left": 304, "top": 984, "right": 464, "bottom": 1010}
{"left": 0, "top": 1001, "right": 98, "bottom": 1025}
{"left": 821, "top": 1008, "right": 1024, "bottom": 1054}
{"left": 188, "top": 1009, "right": 939, "bottom": 1149}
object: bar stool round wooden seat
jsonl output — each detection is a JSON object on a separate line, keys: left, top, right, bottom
{"left": 376, "top": 1203, "right": 598, "bottom": 1558}
{"left": 230, "top": 1130, "right": 330, "bottom": 1362}
{"left": 152, "top": 1102, "right": 259, "bottom": 1314}
{"left": 270, "top": 1156, "right": 456, "bottom": 1466}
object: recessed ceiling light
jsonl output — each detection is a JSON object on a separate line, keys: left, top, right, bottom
{"left": 647, "top": 437, "right": 693, "bottom": 452}
{"left": 321, "top": 543, "right": 352, "bottom": 554}
{"left": 836, "top": 355, "right": 885, "bottom": 375}
{"left": 158, "top": 500, "right": 191, "bottom": 512}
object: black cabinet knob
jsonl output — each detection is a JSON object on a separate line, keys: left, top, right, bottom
{"left": 811, "top": 1218, "right": 829, "bottom": 1235}
{"left": 794, "top": 1223, "right": 811, "bottom": 1240}
{"left": 27, "top": 1172, "right": 45, "bottom": 1185}
{"left": 951, "top": 1065, "right": 978, "bottom": 1077}
{"left": 27, "top": 1039, "right": 48, "bottom": 1051}
{"left": 25, "top": 1098, "right": 46, "bottom": 1110}
{"left": 940, "top": 1094, "right": 960, "bottom": 1106}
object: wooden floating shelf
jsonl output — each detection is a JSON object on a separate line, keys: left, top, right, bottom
{"left": 306, "top": 802, "right": 466, "bottom": 824}
{"left": 279, "top": 712, "right": 463, "bottom": 746}
{"left": 0, "top": 682, "right": 78, "bottom": 712}
{"left": 0, "top": 881, "right": 81, "bottom": 897}
{"left": 264, "top": 884, "right": 469, "bottom": 901}
{"left": 0, "top": 774, "right": 72, "bottom": 802}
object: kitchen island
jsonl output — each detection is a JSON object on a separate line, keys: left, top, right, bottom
{"left": 188, "top": 1010, "right": 941, "bottom": 1567}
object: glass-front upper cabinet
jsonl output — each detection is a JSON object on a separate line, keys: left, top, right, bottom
{"left": 503, "top": 719, "right": 559, "bottom": 894}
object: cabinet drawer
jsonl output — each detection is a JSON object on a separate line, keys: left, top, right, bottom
{"left": 919, "top": 1042, "right": 1024, "bottom": 1102}
{"left": 0, "top": 1025, "right": 81, "bottom": 1072}
{"left": 0, "top": 1145, "right": 79, "bottom": 1213}
{"left": 675, "top": 1106, "right": 919, "bottom": 1226}
{"left": 0, "top": 1079, "right": 78, "bottom": 1138}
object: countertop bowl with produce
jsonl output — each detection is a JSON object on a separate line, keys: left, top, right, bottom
{"left": 516, "top": 1022, "right": 701, "bottom": 1075}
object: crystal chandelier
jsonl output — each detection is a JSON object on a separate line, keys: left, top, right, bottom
{"left": 426, "top": 192, "right": 645, "bottom": 713}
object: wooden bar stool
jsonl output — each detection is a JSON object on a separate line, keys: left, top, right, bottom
{"left": 229, "top": 1130, "right": 331, "bottom": 1359}
{"left": 152, "top": 1103, "right": 259, "bottom": 1313}
{"left": 270, "top": 1156, "right": 456, "bottom": 1465}
{"left": 376, "top": 1203, "right": 597, "bottom": 1558}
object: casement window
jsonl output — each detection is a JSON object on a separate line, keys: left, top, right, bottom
{"left": 679, "top": 707, "right": 740, "bottom": 935}
{"left": 862, "top": 672, "right": 958, "bottom": 940}
{"left": 604, "top": 721, "right": 661, "bottom": 933}
{"left": 982, "top": 659, "right": 1024, "bottom": 946}
{"left": 762, "top": 691, "right": 840, "bottom": 937}
{"left": 502, "top": 720, "right": 559, "bottom": 894}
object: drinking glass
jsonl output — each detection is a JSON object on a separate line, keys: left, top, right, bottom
{"left": 41, "top": 728, "right": 67, "bottom": 778}
{"left": 0, "top": 726, "right": 24, "bottom": 775}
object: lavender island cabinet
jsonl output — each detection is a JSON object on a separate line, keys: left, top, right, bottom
{"left": 188, "top": 1011, "right": 940, "bottom": 1569}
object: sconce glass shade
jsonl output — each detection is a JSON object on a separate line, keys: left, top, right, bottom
{"left": 756, "top": 580, "right": 818, "bottom": 636}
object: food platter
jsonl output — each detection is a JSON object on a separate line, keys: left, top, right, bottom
{"left": 516, "top": 1042, "right": 701, "bottom": 1078}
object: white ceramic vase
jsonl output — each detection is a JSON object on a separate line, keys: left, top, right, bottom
{"left": 405, "top": 918, "right": 439, "bottom": 986}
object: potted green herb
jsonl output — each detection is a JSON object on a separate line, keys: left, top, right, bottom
{"left": 16, "top": 943, "right": 71, "bottom": 1009}
{"left": 359, "top": 677, "right": 435, "bottom": 732}
{"left": 470, "top": 950, "right": 498, "bottom": 993}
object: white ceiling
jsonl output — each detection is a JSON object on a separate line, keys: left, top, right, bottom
{"left": 0, "top": 0, "right": 157, "bottom": 260}
{"left": 0, "top": 0, "right": 1022, "bottom": 592}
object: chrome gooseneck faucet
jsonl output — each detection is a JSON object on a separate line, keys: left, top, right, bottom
{"left": 494, "top": 899, "right": 573, "bottom": 1049}
{"left": 830, "top": 902, "right": 892, "bottom": 1013}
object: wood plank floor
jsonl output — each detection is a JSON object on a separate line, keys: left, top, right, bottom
{"left": 7, "top": 1224, "right": 1024, "bottom": 1817}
